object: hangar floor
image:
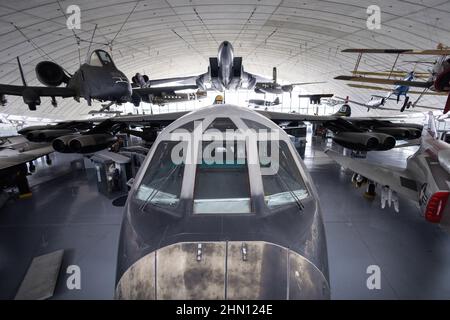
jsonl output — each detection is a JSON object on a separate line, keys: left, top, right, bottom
{"left": 1, "top": 138, "right": 450, "bottom": 299}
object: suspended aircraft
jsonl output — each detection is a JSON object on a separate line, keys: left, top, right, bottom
{"left": 0, "top": 49, "right": 197, "bottom": 110}
{"left": 130, "top": 41, "right": 271, "bottom": 92}
{"left": 247, "top": 97, "right": 280, "bottom": 108}
{"left": 334, "top": 95, "right": 441, "bottom": 112}
{"left": 253, "top": 67, "right": 325, "bottom": 96}
{"left": 326, "top": 112, "right": 450, "bottom": 233}
{"left": 335, "top": 46, "right": 450, "bottom": 112}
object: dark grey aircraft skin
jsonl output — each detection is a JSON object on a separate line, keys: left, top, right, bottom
{"left": 0, "top": 50, "right": 194, "bottom": 110}
{"left": 66, "top": 51, "right": 131, "bottom": 105}
{"left": 114, "top": 105, "right": 330, "bottom": 299}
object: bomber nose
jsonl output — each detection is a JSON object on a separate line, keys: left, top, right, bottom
{"left": 116, "top": 241, "right": 330, "bottom": 300}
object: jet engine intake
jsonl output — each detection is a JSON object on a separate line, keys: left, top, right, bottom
{"left": 372, "top": 127, "right": 421, "bottom": 140}
{"left": 68, "top": 133, "right": 117, "bottom": 153}
{"left": 332, "top": 132, "right": 396, "bottom": 151}
{"left": 35, "top": 61, "right": 70, "bottom": 87}
{"left": 53, "top": 134, "right": 116, "bottom": 153}
{"left": 26, "top": 129, "right": 75, "bottom": 142}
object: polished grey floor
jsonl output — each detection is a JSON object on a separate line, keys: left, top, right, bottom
{"left": 1, "top": 140, "right": 450, "bottom": 299}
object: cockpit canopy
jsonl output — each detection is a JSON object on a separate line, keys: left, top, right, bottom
{"left": 132, "top": 105, "right": 311, "bottom": 216}
{"left": 88, "top": 50, "right": 114, "bottom": 67}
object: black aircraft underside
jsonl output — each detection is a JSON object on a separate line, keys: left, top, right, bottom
{"left": 0, "top": 49, "right": 198, "bottom": 110}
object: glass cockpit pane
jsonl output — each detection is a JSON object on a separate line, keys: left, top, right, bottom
{"left": 135, "top": 141, "right": 185, "bottom": 211}
{"left": 97, "top": 50, "right": 112, "bottom": 65}
{"left": 89, "top": 52, "right": 103, "bottom": 67}
{"left": 260, "top": 140, "right": 309, "bottom": 209}
{"left": 193, "top": 140, "right": 251, "bottom": 214}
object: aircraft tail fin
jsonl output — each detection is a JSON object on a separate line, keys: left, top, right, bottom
{"left": 17, "top": 56, "right": 27, "bottom": 87}
{"left": 273, "top": 97, "right": 280, "bottom": 105}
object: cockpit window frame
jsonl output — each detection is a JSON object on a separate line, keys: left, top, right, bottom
{"left": 130, "top": 107, "right": 313, "bottom": 218}
{"left": 88, "top": 50, "right": 114, "bottom": 67}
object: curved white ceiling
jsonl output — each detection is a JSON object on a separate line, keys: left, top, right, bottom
{"left": 0, "top": 0, "right": 449, "bottom": 120}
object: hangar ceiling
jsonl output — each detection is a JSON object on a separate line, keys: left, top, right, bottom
{"left": 0, "top": 0, "right": 449, "bottom": 120}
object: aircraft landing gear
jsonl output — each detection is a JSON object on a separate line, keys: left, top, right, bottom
{"left": 51, "top": 96, "right": 57, "bottom": 107}
{"left": 45, "top": 154, "right": 52, "bottom": 166}
{"left": 400, "top": 96, "right": 410, "bottom": 112}
{"left": 28, "top": 161, "right": 35, "bottom": 173}
{"left": 351, "top": 173, "right": 367, "bottom": 188}
{"left": 364, "top": 181, "right": 376, "bottom": 200}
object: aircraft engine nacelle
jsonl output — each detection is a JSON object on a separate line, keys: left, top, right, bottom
{"left": 372, "top": 127, "right": 421, "bottom": 140}
{"left": 281, "top": 85, "right": 294, "bottom": 93}
{"left": 130, "top": 92, "right": 142, "bottom": 106}
{"left": 131, "top": 73, "right": 149, "bottom": 87}
{"left": 26, "top": 129, "right": 75, "bottom": 142}
{"left": 369, "top": 132, "right": 396, "bottom": 151}
{"left": 53, "top": 134, "right": 116, "bottom": 153}
{"left": 22, "top": 88, "right": 41, "bottom": 111}
{"left": 35, "top": 61, "right": 70, "bottom": 87}
{"left": 332, "top": 132, "right": 395, "bottom": 151}
{"left": 68, "top": 134, "right": 117, "bottom": 154}
{"left": 52, "top": 134, "right": 79, "bottom": 153}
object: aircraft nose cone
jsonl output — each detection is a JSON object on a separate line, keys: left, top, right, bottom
{"left": 116, "top": 241, "right": 330, "bottom": 300}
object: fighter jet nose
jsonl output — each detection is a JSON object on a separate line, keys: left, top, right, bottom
{"left": 116, "top": 241, "right": 330, "bottom": 300}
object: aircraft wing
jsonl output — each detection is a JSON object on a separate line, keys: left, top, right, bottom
{"left": 112, "top": 111, "right": 191, "bottom": 126}
{"left": 342, "top": 48, "right": 450, "bottom": 55}
{"left": 243, "top": 71, "right": 272, "bottom": 85}
{"left": 256, "top": 110, "right": 337, "bottom": 122}
{"left": 146, "top": 74, "right": 205, "bottom": 87}
{"left": 0, "top": 84, "right": 76, "bottom": 97}
{"left": 291, "top": 81, "right": 327, "bottom": 86}
{"left": 335, "top": 75, "right": 433, "bottom": 88}
{"left": 410, "top": 104, "right": 442, "bottom": 111}
{"left": 324, "top": 149, "right": 419, "bottom": 201}
{"left": 133, "top": 85, "right": 198, "bottom": 96}
{"left": 346, "top": 83, "right": 448, "bottom": 95}
{"left": 351, "top": 71, "right": 429, "bottom": 78}
{"left": 334, "top": 96, "right": 368, "bottom": 107}
{"left": 0, "top": 144, "right": 53, "bottom": 170}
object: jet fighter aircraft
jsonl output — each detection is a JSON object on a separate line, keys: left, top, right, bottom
{"left": 132, "top": 41, "right": 271, "bottom": 92}
{"left": 0, "top": 50, "right": 197, "bottom": 110}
